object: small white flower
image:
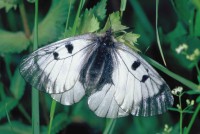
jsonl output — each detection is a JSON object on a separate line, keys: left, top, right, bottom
{"left": 186, "top": 99, "right": 190, "bottom": 105}
{"left": 186, "top": 49, "right": 200, "bottom": 61}
{"left": 175, "top": 43, "right": 188, "bottom": 54}
{"left": 172, "top": 86, "right": 183, "bottom": 96}
{"left": 176, "top": 104, "right": 181, "bottom": 109}
{"left": 190, "top": 100, "right": 195, "bottom": 106}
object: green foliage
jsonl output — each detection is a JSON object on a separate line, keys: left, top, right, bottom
{"left": 0, "top": 30, "right": 30, "bottom": 53}
{"left": 91, "top": 0, "right": 107, "bottom": 21}
{"left": 34, "top": 0, "right": 72, "bottom": 46}
{"left": 101, "top": 11, "right": 128, "bottom": 32}
{"left": 77, "top": 9, "right": 100, "bottom": 34}
{"left": 0, "top": 97, "right": 18, "bottom": 119}
{"left": 194, "top": 11, "right": 200, "bottom": 36}
{"left": 0, "top": 0, "right": 18, "bottom": 12}
{"left": 0, "top": 0, "right": 200, "bottom": 134}
{"left": 10, "top": 68, "right": 26, "bottom": 100}
{"left": 0, "top": 121, "right": 32, "bottom": 134}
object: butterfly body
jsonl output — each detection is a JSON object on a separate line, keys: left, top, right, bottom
{"left": 20, "top": 31, "right": 173, "bottom": 118}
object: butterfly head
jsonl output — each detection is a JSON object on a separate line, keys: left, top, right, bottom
{"left": 99, "top": 29, "right": 115, "bottom": 46}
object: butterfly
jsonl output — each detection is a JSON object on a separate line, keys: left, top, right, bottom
{"left": 19, "top": 29, "right": 174, "bottom": 118}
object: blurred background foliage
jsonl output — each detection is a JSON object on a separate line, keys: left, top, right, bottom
{"left": 0, "top": 0, "right": 200, "bottom": 134}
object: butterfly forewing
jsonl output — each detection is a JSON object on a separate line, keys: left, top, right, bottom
{"left": 114, "top": 43, "right": 173, "bottom": 116}
{"left": 19, "top": 34, "right": 96, "bottom": 94}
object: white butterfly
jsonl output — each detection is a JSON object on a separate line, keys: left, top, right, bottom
{"left": 19, "top": 30, "right": 174, "bottom": 118}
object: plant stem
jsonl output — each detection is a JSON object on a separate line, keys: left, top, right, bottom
{"left": 48, "top": 100, "right": 57, "bottom": 134}
{"left": 156, "top": 0, "right": 166, "bottom": 66}
{"left": 18, "top": 103, "right": 31, "bottom": 124}
{"left": 103, "top": 119, "right": 116, "bottom": 134}
{"left": 19, "top": 0, "right": 31, "bottom": 39}
{"left": 32, "top": 0, "right": 39, "bottom": 134}
{"left": 196, "top": 63, "right": 200, "bottom": 76}
{"left": 186, "top": 103, "right": 200, "bottom": 134}
{"left": 179, "top": 95, "right": 183, "bottom": 134}
{"left": 65, "top": 0, "right": 72, "bottom": 33}
{"left": 71, "top": 0, "right": 85, "bottom": 36}
{"left": 120, "top": 0, "right": 127, "bottom": 17}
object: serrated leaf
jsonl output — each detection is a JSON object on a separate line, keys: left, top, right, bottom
{"left": 0, "top": 30, "right": 30, "bottom": 53}
{"left": 101, "top": 11, "right": 128, "bottom": 33}
{"left": 32, "top": 0, "right": 72, "bottom": 46}
{"left": 77, "top": 9, "right": 100, "bottom": 34}
{"left": 10, "top": 68, "right": 25, "bottom": 100}
{"left": 0, "top": 97, "right": 18, "bottom": 119}
{"left": 91, "top": 0, "right": 107, "bottom": 21}
{"left": 116, "top": 32, "right": 140, "bottom": 52}
{"left": 0, "top": 121, "right": 31, "bottom": 134}
{"left": 0, "top": 0, "right": 17, "bottom": 12}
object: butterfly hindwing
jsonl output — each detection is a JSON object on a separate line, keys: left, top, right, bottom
{"left": 20, "top": 34, "right": 97, "bottom": 94}
{"left": 88, "top": 84, "right": 128, "bottom": 118}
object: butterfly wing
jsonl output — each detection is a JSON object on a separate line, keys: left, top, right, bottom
{"left": 20, "top": 34, "right": 97, "bottom": 98}
{"left": 88, "top": 43, "right": 173, "bottom": 118}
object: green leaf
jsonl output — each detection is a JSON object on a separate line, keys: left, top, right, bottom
{"left": 0, "top": 97, "right": 18, "bottom": 119}
{"left": 0, "top": 0, "right": 17, "bottom": 12}
{"left": 0, "top": 121, "right": 32, "bottom": 134}
{"left": 91, "top": 0, "right": 107, "bottom": 21}
{"left": 194, "top": 11, "right": 200, "bottom": 36}
{"left": 192, "top": 0, "right": 200, "bottom": 10}
{"left": 77, "top": 9, "right": 100, "bottom": 34}
{"left": 116, "top": 32, "right": 140, "bottom": 51}
{"left": 166, "top": 22, "right": 187, "bottom": 43}
{"left": 10, "top": 68, "right": 25, "bottom": 100}
{"left": 171, "top": 0, "right": 191, "bottom": 22}
{"left": 101, "top": 11, "right": 128, "bottom": 33}
{"left": 0, "top": 30, "right": 30, "bottom": 53}
{"left": 32, "top": 0, "right": 71, "bottom": 46}
{"left": 196, "top": 96, "right": 200, "bottom": 103}
{"left": 186, "top": 89, "right": 200, "bottom": 95}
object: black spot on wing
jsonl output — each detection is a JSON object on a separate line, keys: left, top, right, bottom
{"left": 53, "top": 52, "right": 59, "bottom": 60}
{"left": 141, "top": 75, "right": 149, "bottom": 83}
{"left": 131, "top": 60, "right": 141, "bottom": 70}
{"left": 65, "top": 43, "right": 73, "bottom": 54}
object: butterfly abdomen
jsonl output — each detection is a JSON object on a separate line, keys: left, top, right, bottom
{"left": 80, "top": 40, "right": 115, "bottom": 93}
